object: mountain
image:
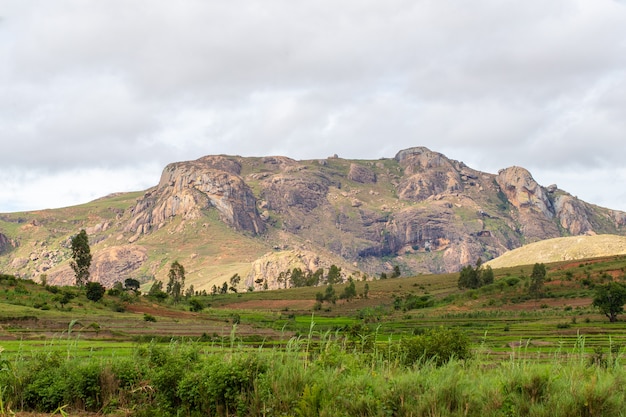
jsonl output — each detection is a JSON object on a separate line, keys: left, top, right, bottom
{"left": 1, "top": 146, "right": 625, "bottom": 291}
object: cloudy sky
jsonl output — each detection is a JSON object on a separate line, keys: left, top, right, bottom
{"left": 1, "top": 0, "right": 625, "bottom": 213}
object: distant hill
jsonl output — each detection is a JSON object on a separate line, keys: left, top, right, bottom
{"left": 1, "top": 146, "right": 625, "bottom": 291}
{"left": 486, "top": 234, "right": 626, "bottom": 269}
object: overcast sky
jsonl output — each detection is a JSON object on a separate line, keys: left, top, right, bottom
{"left": 1, "top": 0, "right": 625, "bottom": 213}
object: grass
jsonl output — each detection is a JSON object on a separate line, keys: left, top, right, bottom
{"left": 1, "top": 255, "right": 626, "bottom": 414}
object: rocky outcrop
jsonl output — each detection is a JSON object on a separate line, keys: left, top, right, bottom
{"left": 496, "top": 166, "right": 560, "bottom": 241}
{"left": 395, "top": 147, "right": 463, "bottom": 201}
{"left": 3, "top": 146, "right": 626, "bottom": 285}
{"left": 0, "top": 233, "right": 15, "bottom": 255}
{"left": 125, "top": 156, "right": 265, "bottom": 237}
{"left": 90, "top": 246, "right": 148, "bottom": 287}
{"left": 496, "top": 166, "right": 554, "bottom": 218}
{"left": 261, "top": 173, "right": 331, "bottom": 214}
{"left": 554, "top": 195, "right": 594, "bottom": 236}
{"left": 348, "top": 163, "right": 377, "bottom": 184}
{"left": 245, "top": 249, "right": 348, "bottom": 290}
{"left": 47, "top": 245, "right": 147, "bottom": 287}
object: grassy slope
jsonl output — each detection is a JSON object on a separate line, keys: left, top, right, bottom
{"left": 486, "top": 234, "right": 626, "bottom": 269}
{"left": 2, "top": 253, "right": 626, "bottom": 362}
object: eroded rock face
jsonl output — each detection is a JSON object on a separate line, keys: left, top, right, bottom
{"left": 554, "top": 195, "right": 594, "bottom": 236}
{"left": 496, "top": 166, "right": 553, "bottom": 217}
{"left": 47, "top": 245, "right": 147, "bottom": 287}
{"left": 348, "top": 163, "right": 377, "bottom": 184}
{"left": 245, "top": 249, "right": 346, "bottom": 290}
{"left": 395, "top": 147, "right": 463, "bottom": 201}
{"left": 262, "top": 173, "right": 331, "bottom": 214}
{"left": 0, "top": 233, "right": 15, "bottom": 255}
{"left": 125, "top": 156, "right": 265, "bottom": 236}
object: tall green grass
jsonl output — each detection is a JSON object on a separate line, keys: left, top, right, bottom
{"left": 1, "top": 327, "right": 626, "bottom": 416}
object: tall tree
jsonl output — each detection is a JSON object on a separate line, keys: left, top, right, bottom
{"left": 593, "top": 282, "right": 626, "bottom": 323}
{"left": 458, "top": 258, "right": 493, "bottom": 289}
{"left": 166, "top": 261, "right": 185, "bottom": 302}
{"left": 70, "top": 229, "right": 92, "bottom": 287}
{"left": 529, "top": 263, "right": 546, "bottom": 298}
{"left": 327, "top": 265, "right": 342, "bottom": 284}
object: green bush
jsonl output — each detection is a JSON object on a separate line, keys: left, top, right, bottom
{"left": 400, "top": 327, "right": 471, "bottom": 367}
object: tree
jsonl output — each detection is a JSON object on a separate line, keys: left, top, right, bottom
{"left": 327, "top": 265, "right": 342, "bottom": 284}
{"left": 229, "top": 274, "right": 241, "bottom": 293}
{"left": 166, "top": 261, "right": 185, "bottom": 302}
{"left": 85, "top": 281, "right": 106, "bottom": 302}
{"left": 124, "top": 278, "right": 141, "bottom": 292}
{"left": 458, "top": 258, "right": 493, "bottom": 289}
{"left": 147, "top": 280, "right": 168, "bottom": 301}
{"left": 529, "top": 263, "right": 546, "bottom": 298}
{"left": 70, "top": 229, "right": 92, "bottom": 287}
{"left": 189, "top": 298, "right": 204, "bottom": 312}
{"left": 593, "top": 282, "right": 626, "bottom": 322}
{"left": 340, "top": 278, "right": 357, "bottom": 301}
{"left": 185, "top": 284, "right": 195, "bottom": 299}
{"left": 391, "top": 265, "right": 401, "bottom": 278}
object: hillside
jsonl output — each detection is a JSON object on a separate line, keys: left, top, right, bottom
{"left": 1, "top": 146, "right": 625, "bottom": 291}
{"left": 486, "top": 234, "right": 626, "bottom": 269}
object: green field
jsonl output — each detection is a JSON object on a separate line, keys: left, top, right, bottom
{"left": 1, "top": 256, "right": 626, "bottom": 415}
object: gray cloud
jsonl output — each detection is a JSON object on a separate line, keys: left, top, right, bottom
{"left": 1, "top": 0, "right": 626, "bottom": 212}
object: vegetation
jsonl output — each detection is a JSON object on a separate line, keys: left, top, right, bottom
{"left": 593, "top": 281, "right": 626, "bottom": 322}
{"left": 1, "top": 255, "right": 626, "bottom": 415}
{"left": 458, "top": 258, "right": 494, "bottom": 289}
{"left": 69, "top": 229, "right": 92, "bottom": 287}
{"left": 85, "top": 281, "right": 106, "bottom": 302}
{"left": 166, "top": 261, "right": 185, "bottom": 302}
{"left": 0, "top": 330, "right": 626, "bottom": 416}
{"left": 529, "top": 262, "right": 546, "bottom": 298}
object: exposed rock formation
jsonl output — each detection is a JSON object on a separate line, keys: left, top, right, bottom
{"left": 245, "top": 249, "right": 349, "bottom": 290}
{"left": 395, "top": 147, "right": 463, "bottom": 201}
{"left": 348, "top": 163, "right": 377, "bottom": 184}
{"left": 47, "top": 245, "right": 147, "bottom": 287}
{"left": 554, "top": 195, "right": 594, "bottom": 236}
{"left": 496, "top": 166, "right": 560, "bottom": 241}
{"left": 2, "top": 146, "right": 626, "bottom": 286}
{"left": 125, "top": 156, "right": 265, "bottom": 237}
{"left": 0, "top": 233, "right": 14, "bottom": 255}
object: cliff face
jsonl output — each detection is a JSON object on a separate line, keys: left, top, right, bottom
{"left": 1, "top": 147, "right": 625, "bottom": 290}
{"left": 125, "top": 156, "right": 266, "bottom": 239}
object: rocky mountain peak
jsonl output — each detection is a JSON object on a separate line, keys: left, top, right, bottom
{"left": 125, "top": 156, "right": 265, "bottom": 239}
{"left": 496, "top": 166, "right": 554, "bottom": 218}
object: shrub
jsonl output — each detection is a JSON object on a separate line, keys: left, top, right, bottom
{"left": 401, "top": 327, "right": 471, "bottom": 367}
{"left": 85, "top": 282, "right": 105, "bottom": 302}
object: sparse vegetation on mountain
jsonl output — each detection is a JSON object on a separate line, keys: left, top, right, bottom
{"left": 1, "top": 147, "right": 626, "bottom": 292}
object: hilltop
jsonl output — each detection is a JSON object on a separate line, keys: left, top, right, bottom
{"left": 1, "top": 146, "right": 625, "bottom": 291}
{"left": 486, "top": 234, "right": 626, "bottom": 269}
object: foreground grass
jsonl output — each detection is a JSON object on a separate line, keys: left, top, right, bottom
{"left": 1, "top": 332, "right": 626, "bottom": 417}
